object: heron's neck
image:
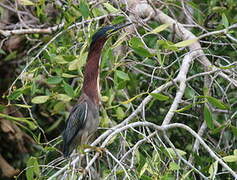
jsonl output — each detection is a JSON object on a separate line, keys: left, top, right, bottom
{"left": 82, "top": 39, "right": 106, "bottom": 105}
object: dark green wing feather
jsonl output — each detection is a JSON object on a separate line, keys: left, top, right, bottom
{"left": 62, "top": 99, "right": 88, "bottom": 157}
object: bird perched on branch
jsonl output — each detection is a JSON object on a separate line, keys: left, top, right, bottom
{"left": 62, "top": 23, "right": 132, "bottom": 157}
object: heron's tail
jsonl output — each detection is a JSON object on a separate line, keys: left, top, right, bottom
{"left": 62, "top": 133, "right": 73, "bottom": 157}
{"left": 63, "top": 143, "right": 70, "bottom": 157}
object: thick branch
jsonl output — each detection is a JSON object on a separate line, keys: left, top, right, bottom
{"left": 80, "top": 122, "right": 237, "bottom": 179}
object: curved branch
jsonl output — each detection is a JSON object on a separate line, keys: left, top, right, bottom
{"left": 80, "top": 122, "right": 237, "bottom": 179}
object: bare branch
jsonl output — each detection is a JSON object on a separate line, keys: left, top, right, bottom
{"left": 0, "top": 23, "right": 65, "bottom": 37}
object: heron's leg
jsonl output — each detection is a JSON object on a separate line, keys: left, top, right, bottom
{"left": 79, "top": 133, "right": 106, "bottom": 155}
{"left": 70, "top": 150, "right": 87, "bottom": 174}
{"left": 81, "top": 144, "right": 106, "bottom": 156}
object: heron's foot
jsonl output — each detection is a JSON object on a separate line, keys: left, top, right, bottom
{"left": 82, "top": 145, "right": 106, "bottom": 156}
{"left": 94, "top": 146, "right": 106, "bottom": 156}
{"left": 76, "top": 167, "right": 86, "bottom": 174}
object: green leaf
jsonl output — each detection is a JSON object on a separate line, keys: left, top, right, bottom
{"left": 146, "top": 24, "right": 170, "bottom": 35}
{"left": 55, "top": 94, "right": 72, "bottom": 102}
{"left": 165, "top": 148, "right": 187, "bottom": 158}
{"left": 157, "top": 40, "right": 178, "bottom": 51}
{"left": 14, "top": 104, "right": 32, "bottom": 108}
{"left": 103, "top": 2, "right": 119, "bottom": 13}
{"left": 26, "top": 157, "right": 40, "bottom": 180}
{"left": 205, "top": 96, "right": 229, "bottom": 110}
{"left": 169, "top": 162, "right": 180, "bottom": 171}
{"left": 218, "top": 64, "right": 237, "bottom": 70}
{"left": 112, "top": 16, "right": 126, "bottom": 24}
{"left": 92, "top": 7, "right": 103, "bottom": 17}
{"left": 0, "top": 48, "right": 6, "bottom": 55}
{"left": 47, "top": 76, "right": 63, "bottom": 85}
{"left": 115, "top": 170, "right": 125, "bottom": 176}
{"left": 204, "top": 105, "right": 214, "bottom": 129}
{"left": 8, "top": 89, "right": 23, "bottom": 100}
{"left": 63, "top": 55, "right": 77, "bottom": 62}
{"left": 231, "top": 125, "right": 237, "bottom": 137}
{"left": 32, "top": 158, "right": 40, "bottom": 176}
{"left": 129, "top": 37, "right": 144, "bottom": 48}
{"left": 160, "top": 174, "right": 175, "bottom": 179}
{"left": 0, "top": 105, "right": 5, "bottom": 112}
{"left": 100, "top": 108, "right": 111, "bottom": 127}
{"left": 63, "top": 82, "right": 75, "bottom": 97}
{"left": 222, "top": 13, "right": 229, "bottom": 28}
{"left": 181, "top": 169, "right": 193, "bottom": 180}
{"left": 129, "top": 37, "right": 153, "bottom": 57}
{"left": 121, "top": 92, "right": 147, "bottom": 104}
{"left": 44, "top": 146, "right": 58, "bottom": 152}
{"left": 62, "top": 73, "right": 78, "bottom": 78}
{"left": 140, "top": 175, "right": 152, "bottom": 180}
{"left": 112, "top": 32, "right": 129, "bottom": 49}
{"left": 19, "top": 0, "right": 35, "bottom": 6}
{"left": 150, "top": 93, "right": 169, "bottom": 101}
{"left": 212, "top": 6, "right": 227, "bottom": 13}
{"left": 7, "top": 86, "right": 30, "bottom": 100}
{"left": 234, "top": 149, "right": 237, "bottom": 156}
{"left": 0, "top": 113, "right": 37, "bottom": 130}
{"left": 139, "top": 162, "right": 148, "bottom": 177}
{"left": 174, "top": 38, "right": 198, "bottom": 48}
{"left": 68, "top": 53, "right": 88, "bottom": 71}
{"left": 116, "top": 107, "right": 125, "bottom": 120}
{"left": 79, "top": 1, "right": 90, "bottom": 18}
{"left": 175, "top": 104, "right": 193, "bottom": 112}
{"left": 184, "top": 87, "right": 195, "bottom": 99}
{"left": 223, "top": 155, "right": 237, "bottom": 162}
{"left": 53, "top": 55, "right": 68, "bottom": 64}
{"left": 209, "top": 161, "right": 218, "bottom": 178}
{"left": 46, "top": 118, "right": 63, "bottom": 132}
{"left": 4, "top": 51, "right": 17, "bottom": 61}
{"left": 31, "top": 96, "right": 49, "bottom": 104}
{"left": 117, "top": 81, "right": 127, "bottom": 90}
{"left": 26, "top": 160, "right": 33, "bottom": 180}
{"left": 116, "top": 70, "right": 130, "bottom": 81}
{"left": 132, "top": 47, "right": 153, "bottom": 57}
{"left": 53, "top": 102, "right": 66, "bottom": 114}
{"left": 211, "top": 123, "right": 228, "bottom": 134}
{"left": 101, "top": 96, "right": 109, "bottom": 102}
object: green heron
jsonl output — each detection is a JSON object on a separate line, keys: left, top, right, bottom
{"left": 62, "top": 23, "right": 132, "bottom": 157}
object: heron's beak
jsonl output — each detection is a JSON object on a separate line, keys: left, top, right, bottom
{"left": 111, "top": 22, "right": 133, "bottom": 33}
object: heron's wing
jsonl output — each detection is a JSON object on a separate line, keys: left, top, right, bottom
{"left": 62, "top": 97, "right": 88, "bottom": 156}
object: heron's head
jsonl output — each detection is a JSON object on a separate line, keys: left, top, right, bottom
{"left": 91, "top": 23, "right": 132, "bottom": 46}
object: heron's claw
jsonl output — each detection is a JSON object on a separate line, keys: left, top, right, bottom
{"left": 76, "top": 167, "right": 85, "bottom": 173}
{"left": 94, "top": 147, "right": 106, "bottom": 157}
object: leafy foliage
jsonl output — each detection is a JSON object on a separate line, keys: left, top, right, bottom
{"left": 0, "top": 0, "right": 237, "bottom": 179}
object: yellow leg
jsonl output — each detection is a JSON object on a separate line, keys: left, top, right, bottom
{"left": 81, "top": 144, "right": 106, "bottom": 156}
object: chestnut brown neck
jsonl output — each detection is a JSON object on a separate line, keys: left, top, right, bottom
{"left": 82, "top": 37, "right": 107, "bottom": 105}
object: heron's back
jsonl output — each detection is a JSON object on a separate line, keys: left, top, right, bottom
{"left": 62, "top": 94, "right": 99, "bottom": 157}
